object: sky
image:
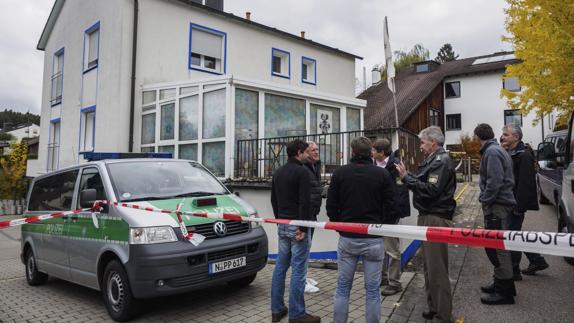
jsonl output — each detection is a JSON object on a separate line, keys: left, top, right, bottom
{"left": 0, "top": 0, "right": 511, "bottom": 115}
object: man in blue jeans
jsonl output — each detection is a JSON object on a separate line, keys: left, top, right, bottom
{"left": 271, "top": 139, "right": 320, "bottom": 323}
{"left": 327, "top": 136, "right": 395, "bottom": 323}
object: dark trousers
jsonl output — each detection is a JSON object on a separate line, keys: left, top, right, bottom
{"left": 508, "top": 212, "right": 546, "bottom": 273}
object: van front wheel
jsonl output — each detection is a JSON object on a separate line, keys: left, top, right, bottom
{"left": 102, "top": 260, "right": 137, "bottom": 322}
{"left": 25, "top": 249, "right": 48, "bottom": 286}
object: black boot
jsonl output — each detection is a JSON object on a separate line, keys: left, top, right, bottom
{"left": 480, "top": 292, "right": 515, "bottom": 305}
{"left": 480, "top": 282, "right": 495, "bottom": 294}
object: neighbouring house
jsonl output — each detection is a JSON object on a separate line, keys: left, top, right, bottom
{"left": 6, "top": 123, "right": 40, "bottom": 142}
{"left": 359, "top": 51, "right": 556, "bottom": 153}
{"left": 34, "top": 0, "right": 365, "bottom": 178}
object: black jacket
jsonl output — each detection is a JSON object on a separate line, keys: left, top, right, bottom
{"left": 403, "top": 148, "right": 456, "bottom": 219}
{"left": 271, "top": 157, "right": 311, "bottom": 232}
{"left": 327, "top": 155, "right": 395, "bottom": 238}
{"left": 379, "top": 153, "right": 410, "bottom": 220}
{"left": 509, "top": 142, "right": 539, "bottom": 213}
{"left": 304, "top": 160, "right": 323, "bottom": 220}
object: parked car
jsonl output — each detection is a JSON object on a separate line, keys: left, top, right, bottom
{"left": 538, "top": 126, "right": 574, "bottom": 266}
{"left": 21, "top": 158, "right": 268, "bottom": 321}
{"left": 537, "top": 130, "right": 568, "bottom": 206}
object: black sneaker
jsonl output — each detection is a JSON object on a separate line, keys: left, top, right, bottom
{"left": 272, "top": 306, "right": 288, "bottom": 322}
{"left": 521, "top": 262, "right": 549, "bottom": 275}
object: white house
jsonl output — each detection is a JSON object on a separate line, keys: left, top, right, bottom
{"left": 7, "top": 124, "right": 40, "bottom": 142}
{"left": 33, "top": 0, "right": 365, "bottom": 178}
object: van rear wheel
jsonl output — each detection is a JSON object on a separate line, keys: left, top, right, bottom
{"left": 102, "top": 260, "right": 138, "bottom": 322}
{"left": 227, "top": 273, "right": 257, "bottom": 288}
{"left": 25, "top": 249, "right": 48, "bottom": 286}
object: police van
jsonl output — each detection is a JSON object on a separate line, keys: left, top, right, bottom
{"left": 21, "top": 156, "right": 268, "bottom": 321}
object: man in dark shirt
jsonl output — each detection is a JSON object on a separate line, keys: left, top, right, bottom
{"left": 303, "top": 141, "right": 322, "bottom": 293}
{"left": 270, "top": 139, "right": 320, "bottom": 323}
{"left": 327, "top": 136, "right": 395, "bottom": 323}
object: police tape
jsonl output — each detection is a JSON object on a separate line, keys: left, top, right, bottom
{"left": 2, "top": 201, "right": 574, "bottom": 258}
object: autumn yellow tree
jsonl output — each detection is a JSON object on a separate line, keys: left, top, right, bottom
{"left": 502, "top": 0, "right": 574, "bottom": 125}
{"left": 0, "top": 142, "right": 28, "bottom": 200}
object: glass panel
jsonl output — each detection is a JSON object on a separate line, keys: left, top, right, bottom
{"left": 272, "top": 55, "right": 281, "bottom": 74}
{"left": 142, "top": 91, "right": 156, "bottom": 105}
{"left": 445, "top": 82, "right": 460, "bottom": 98}
{"left": 235, "top": 89, "right": 258, "bottom": 140}
{"left": 180, "top": 86, "right": 199, "bottom": 96}
{"left": 159, "top": 88, "right": 176, "bottom": 100}
{"left": 84, "top": 111, "right": 95, "bottom": 151}
{"left": 202, "top": 141, "right": 225, "bottom": 176}
{"left": 141, "top": 146, "right": 155, "bottom": 153}
{"left": 504, "top": 110, "right": 522, "bottom": 126}
{"left": 77, "top": 168, "right": 107, "bottom": 207}
{"left": 87, "top": 29, "right": 99, "bottom": 67}
{"left": 142, "top": 105, "right": 155, "bottom": 112}
{"left": 158, "top": 145, "right": 175, "bottom": 157}
{"left": 310, "top": 104, "right": 340, "bottom": 135}
{"left": 416, "top": 64, "right": 429, "bottom": 73}
{"left": 202, "top": 88, "right": 226, "bottom": 139}
{"left": 264, "top": 94, "right": 305, "bottom": 137}
{"left": 141, "top": 113, "right": 156, "bottom": 144}
{"left": 28, "top": 170, "right": 79, "bottom": 211}
{"left": 179, "top": 144, "right": 198, "bottom": 161}
{"left": 179, "top": 95, "right": 198, "bottom": 140}
{"left": 203, "top": 83, "right": 225, "bottom": 91}
{"left": 160, "top": 102, "right": 175, "bottom": 140}
{"left": 191, "top": 53, "right": 201, "bottom": 66}
{"left": 346, "top": 108, "right": 361, "bottom": 131}
{"left": 504, "top": 77, "right": 520, "bottom": 92}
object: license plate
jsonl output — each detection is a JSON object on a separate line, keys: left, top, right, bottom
{"left": 209, "top": 256, "right": 246, "bottom": 274}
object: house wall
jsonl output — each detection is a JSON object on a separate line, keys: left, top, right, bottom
{"left": 443, "top": 72, "right": 544, "bottom": 148}
{"left": 403, "top": 83, "right": 444, "bottom": 134}
{"left": 7, "top": 124, "right": 40, "bottom": 141}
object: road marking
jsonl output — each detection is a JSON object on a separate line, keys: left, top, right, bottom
{"left": 455, "top": 183, "right": 469, "bottom": 201}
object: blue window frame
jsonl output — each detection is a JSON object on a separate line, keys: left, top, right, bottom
{"left": 51, "top": 47, "right": 65, "bottom": 106}
{"left": 83, "top": 21, "right": 100, "bottom": 73}
{"left": 79, "top": 105, "right": 96, "bottom": 153}
{"left": 271, "top": 48, "right": 290, "bottom": 79}
{"left": 188, "top": 23, "right": 227, "bottom": 75}
{"left": 301, "top": 56, "right": 317, "bottom": 85}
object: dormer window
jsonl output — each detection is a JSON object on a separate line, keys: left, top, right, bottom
{"left": 415, "top": 63, "right": 429, "bottom": 73}
{"left": 272, "top": 48, "right": 290, "bottom": 79}
{"left": 189, "top": 23, "right": 226, "bottom": 75}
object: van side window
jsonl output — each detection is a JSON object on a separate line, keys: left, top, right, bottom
{"left": 28, "top": 170, "right": 79, "bottom": 211}
{"left": 77, "top": 168, "right": 107, "bottom": 206}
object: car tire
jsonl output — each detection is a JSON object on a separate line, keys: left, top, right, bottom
{"left": 227, "top": 273, "right": 257, "bottom": 288}
{"left": 102, "top": 260, "right": 138, "bottom": 322}
{"left": 558, "top": 217, "right": 574, "bottom": 266}
{"left": 25, "top": 249, "right": 48, "bottom": 286}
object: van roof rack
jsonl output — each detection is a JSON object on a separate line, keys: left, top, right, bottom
{"left": 83, "top": 152, "right": 173, "bottom": 161}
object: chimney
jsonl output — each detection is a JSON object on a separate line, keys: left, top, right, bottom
{"left": 371, "top": 66, "right": 381, "bottom": 84}
{"left": 245, "top": 12, "right": 251, "bottom": 21}
{"left": 300, "top": 31, "right": 305, "bottom": 39}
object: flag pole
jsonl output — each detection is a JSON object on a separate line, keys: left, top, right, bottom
{"left": 384, "top": 17, "right": 400, "bottom": 149}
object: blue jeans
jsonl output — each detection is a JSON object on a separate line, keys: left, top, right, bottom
{"left": 334, "top": 236, "right": 385, "bottom": 323}
{"left": 271, "top": 224, "right": 311, "bottom": 320}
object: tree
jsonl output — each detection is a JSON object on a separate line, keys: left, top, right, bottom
{"left": 502, "top": 0, "right": 574, "bottom": 126}
{"left": 0, "top": 132, "right": 15, "bottom": 141}
{"left": 381, "top": 43, "right": 431, "bottom": 78}
{"left": 0, "top": 142, "right": 28, "bottom": 200}
{"left": 435, "top": 43, "right": 459, "bottom": 63}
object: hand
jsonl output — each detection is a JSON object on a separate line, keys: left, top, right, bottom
{"left": 395, "top": 161, "right": 407, "bottom": 179}
{"left": 295, "top": 229, "right": 306, "bottom": 241}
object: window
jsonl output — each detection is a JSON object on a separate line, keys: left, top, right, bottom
{"left": 446, "top": 114, "right": 461, "bottom": 130}
{"left": 77, "top": 168, "right": 107, "bottom": 207}
{"left": 47, "top": 119, "right": 60, "bottom": 172}
{"left": 429, "top": 109, "right": 440, "bottom": 126}
{"left": 81, "top": 109, "right": 96, "bottom": 152}
{"left": 179, "top": 95, "right": 199, "bottom": 140}
{"left": 445, "top": 81, "right": 460, "bottom": 98}
{"left": 28, "top": 170, "right": 79, "bottom": 211}
{"left": 84, "top": 22, "right": 100, "bottom": 72}
{"left": 271, "top": 48, "right": 290, "bottom": 78}
{"left": 302, "top": 57, "right": 316, "bottom": 85}
{"left": 160, "top": 102, "right": 175, "bottom": 140}
{"left": 346, "top": 108, "right": 361, "bottom": 131}
{"left": 51, "top": 48, "right": 64, "bottom": 106}
{"left": 189, "top": 23, "right": 226, "bottom": 74}
{"left": 504, "top": 109, "right": 523, "bottom": 126}
{"left": 503, "top": 77, "right": 521, "bottom": 92}
{"left": 141, "top": 113, "right": 155, "bottom": 144}
{"left": 202, "top": 88, "right": 226, "bottom": 139}
{"left": 415, "top": 63, "right": 429, "bottom": 73}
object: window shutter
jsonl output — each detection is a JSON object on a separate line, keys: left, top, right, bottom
{"left": 192, "top": 28, "right": 222, "bottom": 59}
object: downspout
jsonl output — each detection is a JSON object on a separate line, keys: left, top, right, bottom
{"left": 128, "top": 0, "right": 139, "bottom": 152}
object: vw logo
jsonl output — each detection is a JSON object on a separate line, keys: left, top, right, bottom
{"left": 213, "top": 221, "right": 227, "bottom": 237}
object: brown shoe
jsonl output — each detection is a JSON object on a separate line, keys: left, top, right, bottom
{"left": 289, "top": 313, "right": 321, "bottom": 323}
{"left": 272, "top": 306, "right": 288, "bottom": 322}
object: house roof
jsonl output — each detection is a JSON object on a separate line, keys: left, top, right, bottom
{"left": 358, "top": 51, "right": 519, "bottom": 130}
{"left": 37, "top": 0, "right": 363, "bottom": 60}
{"left": 7, "top": 123, "right": 40, "bottom": 133}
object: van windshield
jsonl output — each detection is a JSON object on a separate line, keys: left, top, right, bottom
{"left": 107, "top": 161, "right": 228, "bottom": 202}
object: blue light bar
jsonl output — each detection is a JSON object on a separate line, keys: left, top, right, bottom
{"left": 83, "top": 152, "right": 173, "bottom": 161}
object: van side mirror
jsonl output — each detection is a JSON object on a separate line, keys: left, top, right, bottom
{"left": 80, "top": 188, "right": 97, "bottom": 208}
{"left": 537, "top": 142, "right": 556, "bottom": 161}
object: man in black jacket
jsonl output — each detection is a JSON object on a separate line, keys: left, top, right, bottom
{"left": 500, "top": 124, "right": 549, "bottom": 279}
{"left": 270, "top": 139, "right": 320, "bottom": 323}
{"left": 475, "top": 123, "right": 517, "bottom": 306}
{"left": 303, "top": 141, "right": 322, "bottom": 293}
{"left": 396, "top": 126, "right": 455, "bottom": 322}
{"left": 327, "top": 136, "right": 395, "bottom": 323}
{"left": 373, "top": 139, "right": 410, "bottom": 296}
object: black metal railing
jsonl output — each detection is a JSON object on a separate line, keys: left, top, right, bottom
{"left": 234, "top": 128, "right": 423, "bottom": 180}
